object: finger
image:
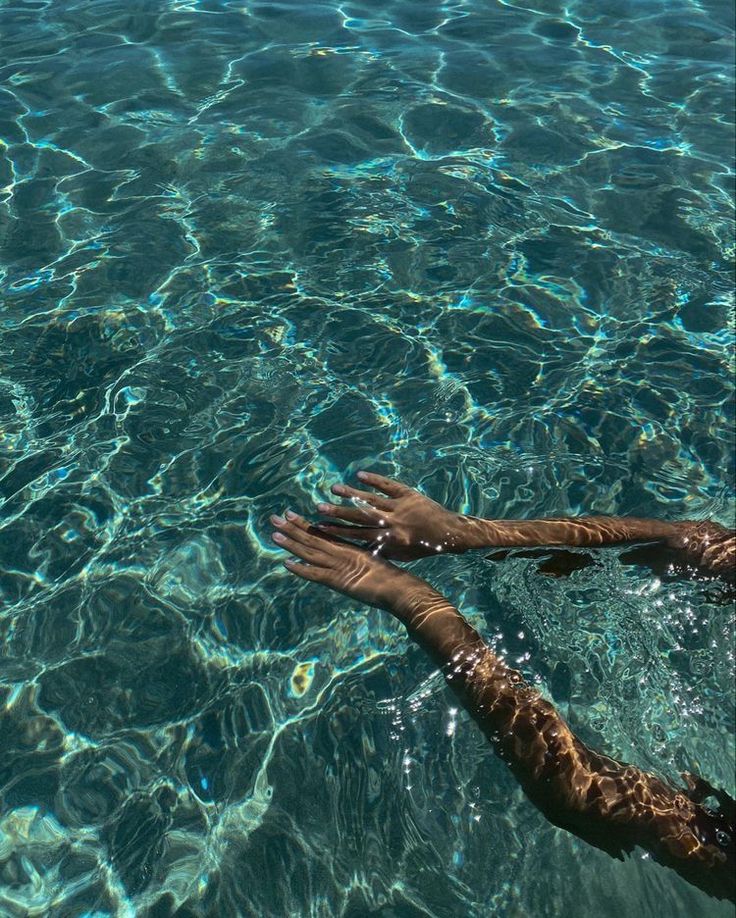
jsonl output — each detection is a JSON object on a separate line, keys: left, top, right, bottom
{"left": 300, "top": 517, "right": 368, "bottom": 547}
{"left": 356, "top": 470, "right": 410, "bottom": 498}
{"left": 271, "top": 531, "right": 329, "bottom": 565}
{"left": 330, "top": 483, "right": 392, "bottom": 510}
{"left": 272, "top": 512, "right": 361, "bottom": 550}
{"left": 271, "top": 511, "right": 325, "bottom": 546}
{"left": 282, "top": 510, "right": 316, "bottom": 534}
{"left": 317, "top": 502, "right": 386, "bottom": 525}
{"left": 283, "top": 559, "right": 325, "bottom": 582}
{"left": 314, "top": 523, "right": 388, "bottom": 543}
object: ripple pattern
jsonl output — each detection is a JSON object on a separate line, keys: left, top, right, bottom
{"left": 0, "top": 0, "right": 734, "bottom": 915}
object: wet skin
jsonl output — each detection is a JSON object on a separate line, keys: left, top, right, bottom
{"left": 270, "top": 474, "right": 735, "bottom": 900}
{"left": 314, "top": 471, "right": 736, "bottom": 582}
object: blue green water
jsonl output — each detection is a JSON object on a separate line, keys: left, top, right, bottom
{"left": 0, "top": 0, "right": 734, "bottom": 915}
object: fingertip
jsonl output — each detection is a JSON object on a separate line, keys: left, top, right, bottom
{"left": 356, "top": 470, "right": 368, "bottom": 480}
{"left": 331, "top": 483, "right": 345, "bottom": 495}
{"left": 316, "top": 502, "right": 331, "bottom": 513}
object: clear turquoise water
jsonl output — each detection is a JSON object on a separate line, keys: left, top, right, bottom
{"left": 0, "top": 0, "right": 734, "bottom": 915}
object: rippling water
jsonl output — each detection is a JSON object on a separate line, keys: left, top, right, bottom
{"left": 0, "top": 0, "right": 734, "bottom": 915}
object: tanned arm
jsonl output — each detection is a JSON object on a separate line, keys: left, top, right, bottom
{"left": 270, "top": 511, "right": 735, "bottom": 900}
{"left": 400, "top": 587, "right": 734, "bottom": 898}
{"left": 314, "top": 472, "right": 735, "bottom": 582}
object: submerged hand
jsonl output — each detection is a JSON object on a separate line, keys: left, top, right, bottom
{"left": 312, "top": 471, "right": 465, "bottom": 561}
{"left": 270, "top": 509, "right": 428, "bottom": 610}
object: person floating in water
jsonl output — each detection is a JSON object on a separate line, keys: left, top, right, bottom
{"left": 270, "top": 471, "right": 735, "bottom": 900}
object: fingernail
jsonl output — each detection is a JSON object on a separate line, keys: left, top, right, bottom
{"left": 271, "top": 515, "right": 286, "bottom": 525}
{"left": 317, "top": 503, "right": 331, "bottom": 513}
{"left": 272, "top": 532, "right": 286, "bottom": 542}
{"left": 332, "top": 484, "right": 346, "bottom": 494}
{"left": 357, "top": 471, "right": 368, "bottom": 480}
{"left": 285, "top": 510, "right": 297, "bottom": 520}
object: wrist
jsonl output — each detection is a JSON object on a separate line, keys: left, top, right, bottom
{"left": 450, "top": 515, "right": 501, "bottom": 551}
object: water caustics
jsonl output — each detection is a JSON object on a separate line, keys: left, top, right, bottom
{"left": 0, "top": 0, "right": 734, "bottom": 915}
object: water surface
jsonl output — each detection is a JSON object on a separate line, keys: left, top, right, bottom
{"left": 0, "top": 0, "right": 734, "bottom": 915}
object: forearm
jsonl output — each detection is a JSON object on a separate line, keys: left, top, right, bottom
{"left": 388, "top": 583, "right": 582, "bottom": 787}
{"left": 385, "top": 587, "right": 733, "bottom": 890}
{"left": 450, "top": 515, "right": 735, "bottom": 581}
{"left": 453, "top": 515, "right": 684, "bottom": 552}
{"left": 387, "top": 581, "right": 489, "bottom": 674}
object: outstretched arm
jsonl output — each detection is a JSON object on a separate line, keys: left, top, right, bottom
{"left": 270, "top": 511, "right": 735, "bottom": 899}
{"left": 314, "top": 472, "right": 735, "bottom": 581}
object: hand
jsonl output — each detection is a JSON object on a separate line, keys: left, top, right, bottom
{"left": 270, "top": 510, "right": 428, "bottom": 610}
{"left": 312, "top": 471, "right": 465, "bottom": 561}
